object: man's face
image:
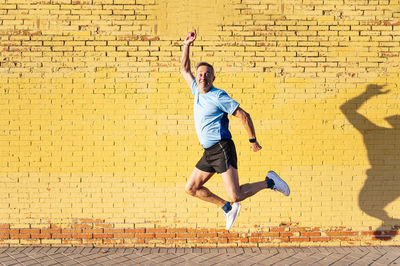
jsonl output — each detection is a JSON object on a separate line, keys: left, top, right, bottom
{"left": 195, "top": 65, "right": 215, "bottom": 92}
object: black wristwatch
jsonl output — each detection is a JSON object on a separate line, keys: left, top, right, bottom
{"left": 249, "top": 138, "right": 257, "bottom": 143}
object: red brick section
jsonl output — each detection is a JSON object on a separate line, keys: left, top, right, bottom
{"left": 0, "top": 221, "right": 398, "bottom": 247}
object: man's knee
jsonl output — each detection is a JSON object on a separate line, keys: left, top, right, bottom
{"left": 184, "top": 183, "right": 197, "bottom": 197}
{"left": 227, "top": 192, "right": 240, "bottom": 203}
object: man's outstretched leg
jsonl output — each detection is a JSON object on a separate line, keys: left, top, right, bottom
{"left": 219, "top": 166, "right": 290, "bottom": 229}
{"left": 221, "top": 166, "right": 290, "bottom": 203}
{"left": 222, "top": 166, "right": 267, "bottom": 202}
{"left": 185, "top": 167, "right": 290, "bottom": 230}
{"left": 220, "top": 166, "right": 291, "bottom": 229}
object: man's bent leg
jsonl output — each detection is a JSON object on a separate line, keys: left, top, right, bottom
{"left": 221, "top": 165, "right": 267, "bottom": 202}
{"left": 185, "top": 167, "right": 226, "bottom": 207}
{"left": 186, "top": 167, "right": 240, "bottom": 230}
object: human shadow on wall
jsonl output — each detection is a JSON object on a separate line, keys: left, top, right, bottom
{"left": 340, "top": 84, "right": 400, "bottom": 240}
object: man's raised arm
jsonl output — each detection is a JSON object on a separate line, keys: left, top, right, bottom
{"left": 181, "top": 30, "right": 196, "bottom": 88}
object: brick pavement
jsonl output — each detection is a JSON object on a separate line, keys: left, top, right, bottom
{"left": 0, "top": 246, "right": 399, "bottom": 265}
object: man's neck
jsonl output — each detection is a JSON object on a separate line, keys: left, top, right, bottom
{"left": 199, "top": 86, "right": 212, "bottom": 94}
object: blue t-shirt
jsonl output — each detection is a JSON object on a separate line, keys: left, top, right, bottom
{"left": 191, "top": 80, "right": 240, "bottom": 149}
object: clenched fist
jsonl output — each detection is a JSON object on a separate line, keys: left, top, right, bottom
{"left": 184, "top": 29, "right": 197, "bottom": 46}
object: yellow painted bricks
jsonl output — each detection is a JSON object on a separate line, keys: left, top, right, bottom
{"left": 0, "top": 0, "right": 399, "bottom": 247}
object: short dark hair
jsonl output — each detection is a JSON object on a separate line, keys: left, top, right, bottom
{"left": 195, "top": 62, "right": 214, "bottom": 76}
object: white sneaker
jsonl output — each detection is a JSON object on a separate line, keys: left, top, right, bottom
{"left": 223, "top": 202, "right": 241, "bottom": 230}
{"left": 267, "top": 171, "right": 290, "bottom": 196}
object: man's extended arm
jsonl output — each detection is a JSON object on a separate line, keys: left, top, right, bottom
{"left": 233, "top": 107, "right": 262, "bottom": 152}
{"left": 181, "top": 30, "right": 196, "bottom": 88}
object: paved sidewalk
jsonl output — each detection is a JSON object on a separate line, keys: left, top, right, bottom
{"left": 0, "top": 246, "right": 399, "bottom": 265}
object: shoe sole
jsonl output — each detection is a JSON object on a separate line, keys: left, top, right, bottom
{"left": 267, "top": 171, "right": 290, "bottom": 196}
{"left": 226, "top": 204, "right": 241, "bottom": 230}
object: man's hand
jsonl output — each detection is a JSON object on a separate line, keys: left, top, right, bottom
{"left": 251, "top": 141, "right": 262, "bottom": 152}
{"left": 184, "top": 29, "right": 197, "bottom": 46}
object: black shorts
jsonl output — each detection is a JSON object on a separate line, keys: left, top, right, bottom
{"left": 195, "top": 139, "right": 238, "bottom": 174}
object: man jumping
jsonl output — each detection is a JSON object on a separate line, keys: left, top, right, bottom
{"left": 181, "top": 30, "right": 290, "bottom": 230}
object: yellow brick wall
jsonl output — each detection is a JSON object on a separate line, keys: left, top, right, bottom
{"left": 0, "top": 0, "right": 399, "bottom": 247}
